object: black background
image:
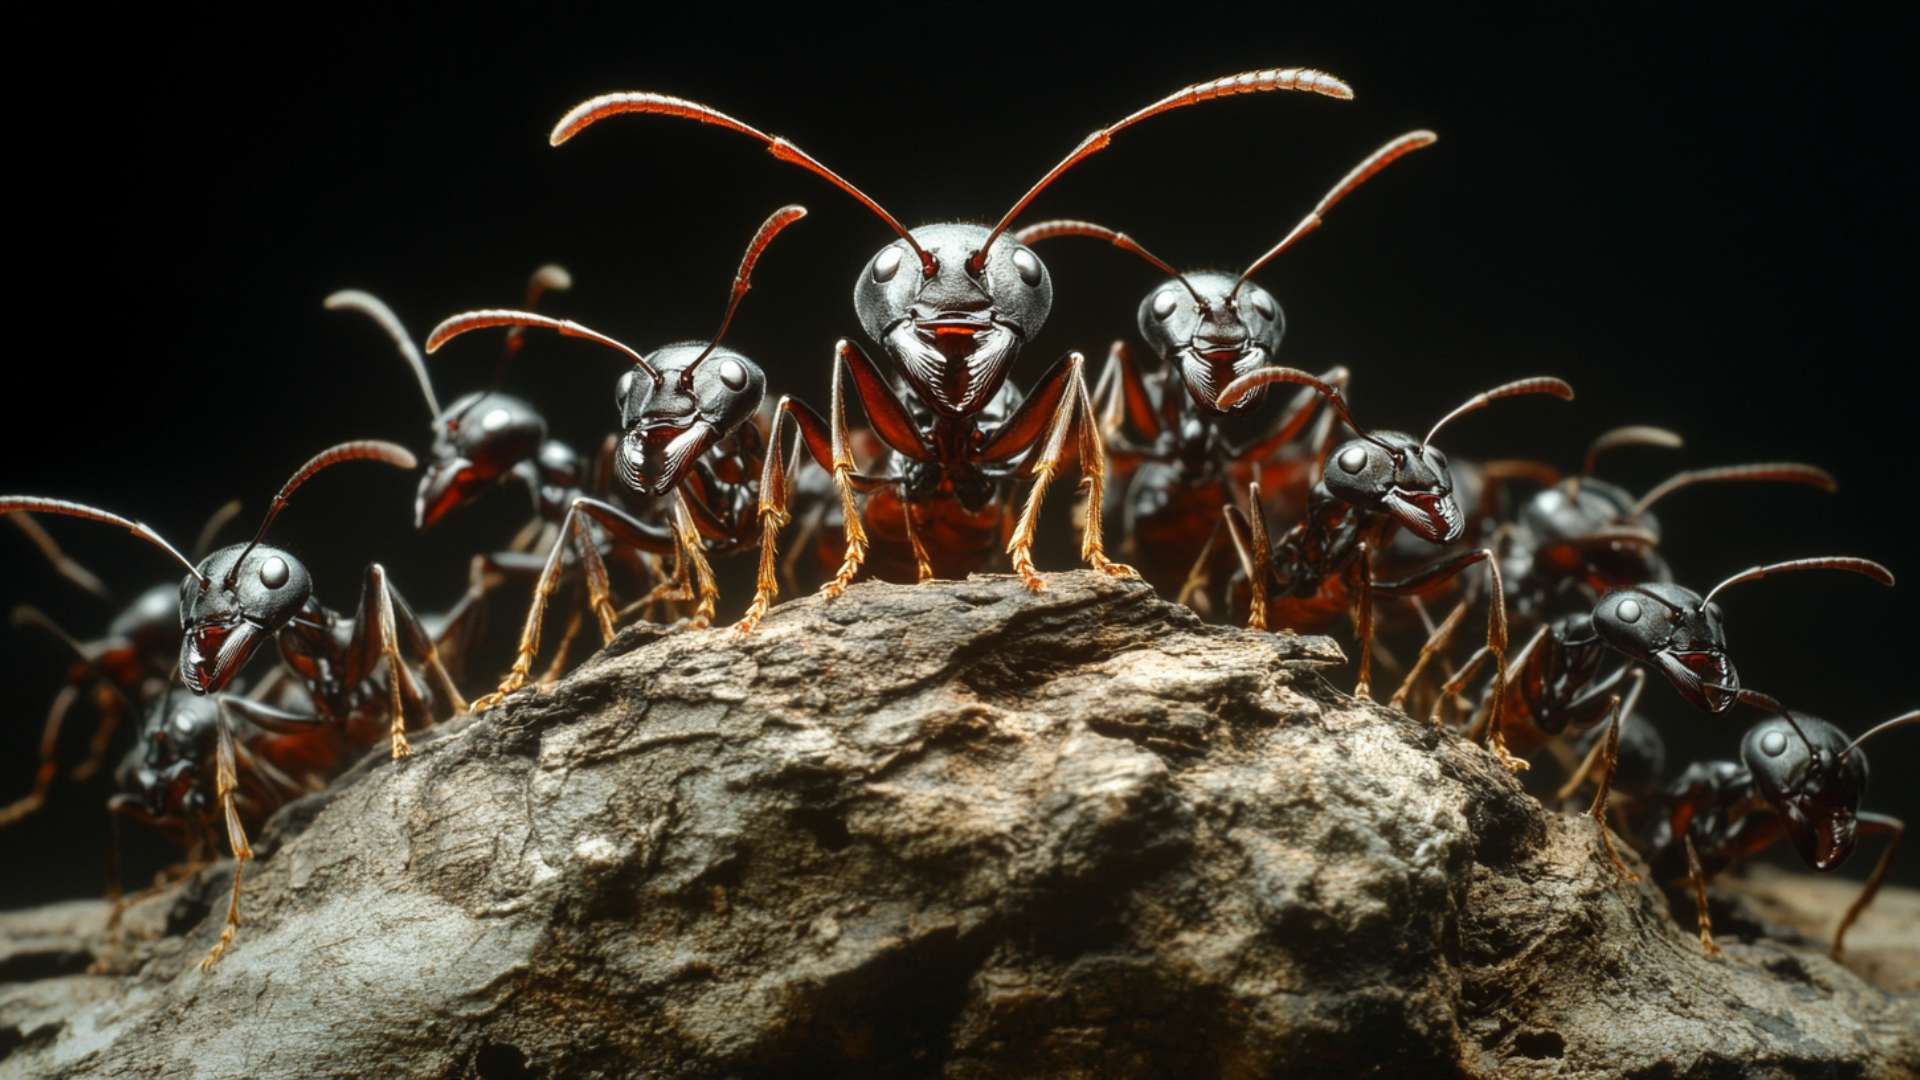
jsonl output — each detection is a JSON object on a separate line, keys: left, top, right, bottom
{"left": 2, "top": 8, "right": 1914, "bottom": 904}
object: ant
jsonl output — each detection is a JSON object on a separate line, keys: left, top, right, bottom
{"left": 2, "top": 439, "right": 470, "bottom": 969}
{"left": 1453, "top": 557, "right": 1895, "bottom": 877}
{"left": 544, "top": 68, "right": 1355, "bottom": 627}
{"left": 1010, "top": 129, "right": 1436, "bottom": 603}
{"left": 1, "top": 501, "right": 244, "bottom": 827}
{"left": 424, "top": 205, "right": 808, "bottom": 702}
{"left": 1646, "top": 699, "right": 1914, "bottom": 959}
{"left": 1214, "top": 365, "right": 1574, "bottom": 766}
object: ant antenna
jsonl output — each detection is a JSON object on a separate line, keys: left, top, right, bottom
{"left": 325, "top": 291, "right": 441, "bottom": 420}
{"left": 425, "top": 310, "right": 663, "bottom": 386}
{"left": 551, "top": 93, "right": 935, "bottom": 278}
{"left": 684, "top": 204, "right": 808, "bottom": 388}
{"left": 0, "top": 498, "right": 205, "bottom": 585}
{"left": 227, "top": 441, "right": 417, "bottom": 588}
{"left": 1234, "top": 129, "right": 1437, "bottom": 297}
{"left": 975, "top": 68, "right": 1353, "bottom": 275}
{"left": 1013, "top": 220, "right": 1210, "bottom": 310}
{"left": 505, "top": 264, "right": 575, "bottom": 364}
{"left": 1840, "top": 710, "right": 1920, "bottom": 763}
{"left": 1217, "top": 366, "right": 1394, "bottom": 452}
{"left": 1424, "top": 377, "right": 1575, "bottom": 448}
{"left": 1581, "top": 425, "right": 1683, "bottom": 480}
{"left": 1629, "top": 463, "right": 1836, "bottom": 519}
{"left": 1700, "top": 556, "right": 1895, "bottom": 609}
{"left": 1730, "top": 688, "right": 1820, "bottom": 757}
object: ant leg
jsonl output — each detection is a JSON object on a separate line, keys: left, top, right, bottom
{"left": 670, "top": 493, "right": 719, "bottom": 628}
{"left": 1390, "top": 596, "right": 1470, "bottom": 713}
{"left": 1683, "top": 833, "right": 1721, "bottom": 957}
{"left": 199, "top": 702, "right": 254, "bottom": 973}
{"left": 824, "top": 347, "right": 876, "bottom": 597}
{"left": 1175, "top": 519, "right": 1224, "bottom": 609}
{"left": 1832, "top": 812, "right": 1903, "bottom": 960}
{"left": 1553, "top": 667, "right": 1644, "bottom": 801}
{"left": 738, "top": 396, "right": 842, "bottom": 632}
{"left": 1572, "top": 681, "right": 1643, "bottom": 883}
{"left": 1096, "top": 340, "right": 1163, "bottom": 441}
{"left": 900, "top": 501, "right": 935, "bottom": 583}
{"left": 1352, "top": 542, "right": 1375, "bottom": 699}
{"left": 0, "top": 685, "right": 81, "bottom": 827}
{"left": 540, "top": 604, "right": 587, "bottom": 685}
{"left": 1070, "top": 357, "right": 1138, "bottom": 579}
{"left": 1374, "top": 549, "right": 1519, "bottom": 769}
{"left": 780, "top": 502, "right": 824, "bottom": 598}
{"left": 1222, "top": 489, "right": 1272, "bottom": 631}
{"left": 976, "top": 352, "right": 1088, "bottom": 590}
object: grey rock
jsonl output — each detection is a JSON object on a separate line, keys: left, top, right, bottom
{"left": 0, "top": 572, "right": 1913, "bottom": 1078}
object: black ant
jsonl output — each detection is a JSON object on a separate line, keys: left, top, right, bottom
{"left": 424, "top": 205, "right": 807, "bottom": 699}
{"left": 1646, "top": 700, "right": 1914, "bottom": 959}
{"left": 1009, "top": 130, "right": 1435, "bottom": 603}
{"left": 1215, "top": 366, "right": 1574, "bottom": 766}
{"left": 1, "top": 502, "right": 244, "bottom": 826}
{"left": 2, "top": 439, "right": 470, "bottom": 969}
{"left": 545, "top": 69, "right": 1356, "bottom": 628}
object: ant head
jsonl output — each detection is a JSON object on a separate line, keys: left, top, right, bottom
{"left": 855, "top": 223, "right": 1049, "bottom": 418}
{"left": 179, "top": 542, "right": 314, "bottom": 695}
{"left": 1519, "top": 479, "right": 1670, "bottom": 592}
{"left": 1138, "top": 271, "right": 1284, "bottom": 414}
{"left": 1592, "top": 583, "right": 1738, "bottom": 713}
{"left": 1326, "top": 430, "right": 1462, "bottom": 543}
{"left": 1740, "top": 713, "right": 1865, "bottom": 870}
{"left": 119, "top": 688, "right": 221, "bottom": 819}
{"left": 417, "top": 391, "right": 548, "bottom": 529}
{"left": 614, "top": 343, "right": 766, "bottom": 496}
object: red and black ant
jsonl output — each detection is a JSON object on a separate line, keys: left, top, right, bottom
{"left": 1009, "top": 130, "right": 1436, "bottom": 604}
{"left": 543, "top": 69, "right": 1357, "bottom": 630}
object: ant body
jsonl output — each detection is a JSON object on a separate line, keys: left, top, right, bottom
{"left": 1011, "top": 130, "right": 1435, "bottom": 603}
{"left": 1646, "top": 703, "right": 1914, "bottom": 959}
{"left": 545, "top": 69, "right": 1356, "bottom": 628}
{"left": 2, "top": 439, "right": 470, "bottom": 968}
{"left": 425, "top": 205, "right": 807, "bottom": 701}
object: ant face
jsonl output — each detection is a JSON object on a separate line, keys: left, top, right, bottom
{"left": 1520, "top": 480, "right": 1668, "bottom": 591}
{"left": 416, "top": 392, "right": 548, "bottom": 529}
{"left": 614, "top": 344, "right": 766, "bottom": 497}
{"left": 116, "top": 689, "right": 220, "bottom": 818}
{"left": 1740, "top": 714, "right": 1866, "bottom": 870}
{"left": 178, "top": 544, "right": 313, "bottom": 695}
{"left": 1324, "top": 431, "right": 1462, "bottom": 543}
{"left": 855, "top": 224, "right": 1051, "bottom": 418}
{"left": 1592, "top": 582, "right": 1737, "bottom": 712}
{"left": 1136, "top": 271, "right": 1284, "bottom": 413}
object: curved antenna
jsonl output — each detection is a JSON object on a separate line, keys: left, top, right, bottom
{"left": 1730, "top": 688, "right": 1820, "bottom": 758}
{"left": 1217, "top": 366, "right": 1392, "bottom": 451}
{"left": 551, "top": 92, "right": 934, "bottom": 277}
{"left": 5, "top": 513, "right": 112, "bottom": 599}
{"left": 324, "top": 290, "right": 440, "bottom": 421}
{"left": 504, "top": 263, "right": 576, "bottom": 364}
{"left": 1840, "top": 710, "right": 1920, "bottom": 763}
{"left": 1700, "top": 556, "right": 1895, "bottom": 609}
{"left": 1233, "top": 129, "right": 1438, "bottom": 297}
{"left": 192, "top": 499, "right": 245, "bottom": 562}
{"left": 0, "top": 497, "right": 204, "bottom": 585}
{"left": 1581, "top": 425, "right": 1683, "bottom": 479}
{"left": 425, "top": 310, "right": 662, "bottom": 386}
{"left": 1014, "top": 219, "right": 1210, "bottom": 310}
{"left": 227, "top": 441, "right": 418, "bottom": 587}
{"left": 684, "top": 204, "right": 808, "bottom": 387}
{"left": 974, "top": 67, "right": 1354, "bottom": 274}
{"left": 1630, "top": 462, "right": 1837, "bottom": 519}
{"left": 1423, "top": 377, "right": 1575, "bottom": 447}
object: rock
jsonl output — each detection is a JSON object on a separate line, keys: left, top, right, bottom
{"left": 0, "top": 572, "right": 1913, "bottom": 1077}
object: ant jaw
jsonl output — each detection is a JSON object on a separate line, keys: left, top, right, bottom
{"left": 1381, "top": 487, "right": 1463, "bottom": 544}
{"left": 1660, "top": 656, "right": 1740, "bottom": 713}
{"left": 179, "top": 620, "right": 264, "bottom": 696}
{"left": 618, "top": 420, "right": 717, "bottom": 498}
{"left": 414, "top": 459, "right": 493, "bottom": 530}
{"left": 1783, "top": 799, "right": 1858, "bottom": 871}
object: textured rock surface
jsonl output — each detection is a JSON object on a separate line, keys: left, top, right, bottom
{"left": 0, "top": 572, "right": 1914, "bottom": 1077}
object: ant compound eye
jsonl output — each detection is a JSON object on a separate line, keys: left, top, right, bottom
{"left": 481, "top": 407, "right": 512, "bottom": 433}
{"left": 259, "top": 556, "right": 289, "bottom": 590}
{"left": 872, "top": 246, "right": 903, "bottom": 283}
{"left": 1615, "top": 598, "right": 1643, "bottom": 623}
{"left": 615, "top": 369, "right": 636, "bottom": 408}
{"left": 1337, "top": 446, "right": 1368, "bottom": 474}
{"left": 717, "top": 357, "right": 748, "bottom": 391}
{"left": 1151, "top": 290, "right": 1180, "bottom": 321}
{"left": 1248, "top": 289, "right": 1276, "bottom": 320}
{"left": 1011, "top": 247, "right": 1043, "bottom": 286}
{"left": 1759, "top": 729, "right": 1789, "bottom": 757}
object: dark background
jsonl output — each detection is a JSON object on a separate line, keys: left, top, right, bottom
{"left": 2, "top": 9, "right": 1914, "bottom": 904}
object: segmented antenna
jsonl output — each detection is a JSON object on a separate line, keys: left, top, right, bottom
{"left": 5, "top": 513, "right": 111, "bottom": 599}
{"left": 1013, "top": 219, "right": 1209, "bottom": 309}
{"left": 325, "top": 290, "right": 441, "bottom": 420}
{"left": 0, "top": 497, "right": 204, "bottom": 585}
{"left": 1424, "top": 377, "right": 1575, "bottom": 447}
{"left": 504, "top": 264, "right": 576, "bottom": 364}
{"left": 227, "top": 441, "right": 418, "bottom": 587}
{"left": 550, "top": 93, "right": 934, "bottom": 276}
{"left": 1216, "top": 366, "right": 1390, "bottom": 451}
{"left": 1581, "top": 425, "right": 1683, "bottom": 479}
{"left": 1629, "top": 463, "right": 1837, "bottom": 519}
{"left": 1729, "top": 688, "right": 1820, "bottom": 757}
{"left": 974, "top": 67, "right": 1354, "bottom": 273}
{"left": 1234, "top": 130, "right": 1437, "bottom": 296}
{"left": 684, "top": 204, "right": 808, "bottom": 386}
{"left": 425, "top": 310, "right": 662, "bottom": 385}
{"left": 1840, "top": 710, "right": 1920, "bottom": 762}
{"left": 1700, "top": 556, "right": 1895, "bottom": 609}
